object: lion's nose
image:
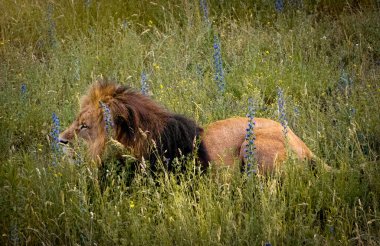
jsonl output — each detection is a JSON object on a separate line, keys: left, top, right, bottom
{"left": 59, "top": 137, "right": 69, "bottom": 145}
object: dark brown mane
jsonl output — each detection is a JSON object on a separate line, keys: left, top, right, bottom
{"left": 86, "top": 79, "right": 210, "bottom": 171}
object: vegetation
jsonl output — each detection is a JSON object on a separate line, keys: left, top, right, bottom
{"left": 1, "top": 0, "right": 379, "bottom": 245}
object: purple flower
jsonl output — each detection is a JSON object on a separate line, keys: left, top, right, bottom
{"left": 294, "top": 106, "right": 300, "bottom": 118}
{"left": 213, "top": 35, "right": 225, "bottom": 93}
{"left": 244, "top": 98, "right": 257, "bottom": 175}
{"left": 50, "top": 112, "right": 61, "bottom": 165}
{"left": 275, "top": 0, "right": 284, "bottom": 12}
{"left": 122, "top": 19, "right": 128, "bottom": 31}
{"left": 277, "top": 87, "right": 288, "bottom": 137}
{"left": 99, "top": 101, "right": 113, "bottom": 136}
{"left": 141, "top": 71, "right": 149, "bottom": 95}
{"left": 199, "top": 0, "right": 210, "bottom": 25}
{"left": 46, "top": 3, "right": 58, "bottom": 48}
{"left": 21, "top": 84, "right": 27, "bottom": 95}
{"left": 339, "top": 70, "right": 353, "bottom": 88}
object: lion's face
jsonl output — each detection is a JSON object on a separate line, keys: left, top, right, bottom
{"left": 59, "top": 81, "right": 122, "bottom": 160}
{"left": 59, "top": 104, "right": 106, "bottom": 158}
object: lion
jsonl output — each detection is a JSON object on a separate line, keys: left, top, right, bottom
{"left": 202, "top": 117, "right": 317, "bottom": 173}
{"left": 59, "top": 80, "right": 210, "bottom": 172}
{"left": 60, "top": 80, "right": 322, "bottom": 174}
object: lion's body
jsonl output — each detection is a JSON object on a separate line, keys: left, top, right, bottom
{"left": 202, "top": 117, "right": 314, "bottom": 172}
{"left": 149, "top": 114, "right": 210, "bottom": 171}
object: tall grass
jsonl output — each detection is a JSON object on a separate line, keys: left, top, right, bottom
{"left": 1, "top": 0, "right": 379, "bottom": 245}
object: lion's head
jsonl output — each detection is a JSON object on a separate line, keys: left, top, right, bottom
{"left": 59, "top": 80, "right": 170, "bottom": 161}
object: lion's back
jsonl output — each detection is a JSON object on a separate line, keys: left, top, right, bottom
{"left": 152, "top": 114, "right": 209, "bottom": 171}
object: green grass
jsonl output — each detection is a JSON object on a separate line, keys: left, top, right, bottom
{"left": 1, "top": 0, "right": 380, "bottom": 245}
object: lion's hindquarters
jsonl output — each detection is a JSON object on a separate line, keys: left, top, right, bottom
{"left": 239, "top": 127, "right": 313, "bottom": 173}
{"left": 204, "top": 117, "right": 314, "bottom": 172}
{"left": 203, "top": 117, "right": 248, "bottom": 166}
{"left": 286, "top": 129, "right": 313, "bottom": 160}
{"left": 239, "top": 128, "right": 287, "bottom": 172}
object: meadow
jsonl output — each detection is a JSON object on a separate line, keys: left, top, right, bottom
{"left": 1, "top": 0, "right": 380, "bottom": 245}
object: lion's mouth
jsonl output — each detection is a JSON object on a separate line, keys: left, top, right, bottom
{"left": 60, "top": 144, "right": 73, "bottom": 156}
{"left": 59, "top": 141, "right": 88, "bottom": 165}
{"left": 59, "top": 144, "right": 78, "bottom": 164}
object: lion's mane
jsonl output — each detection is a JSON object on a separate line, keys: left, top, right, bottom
{"left": 81, "top": 80, "right": 210, "bottom": 171}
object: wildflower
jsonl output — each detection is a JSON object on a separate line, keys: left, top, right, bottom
{"left": 349, "top": 107, "right": 356, "bottom": 120}
{"left": 244, "top": 98, "right": 257, "bottom": 175}
{"left": 46, "top": 3, "right": 58, "bottom": 48}
{"left": 122, "top": 19, "right": 128, "bottom": 31}
{"left": 294, "top": 106, "right": 300, "bottom": 118}
{"left": 199, "top": 0, "right": 210, "bottom": 25}
{"left": 38, "top": 143, "right": 43, "bottom": 152}
{"left": 54, "top": 172, "right": 62, "bottom": 178}
{"left": 275, "top": 0, "right": 284, "bottom": 12}
{"left": 84, "top": 0, "right": 91, "bottom": 8}
{"left": 74, "top": 59, "right": 80, "bottom": 80}
{"left": 130, "top": 201, "right": 135, "bottom": 208}
{"left": 20, "top": 84, "right": 27, "bottom": 102}
{"left": 21, "top": 84, "right": 27, "bottom": 95}
{"left": 141, "top": 71, "right": 149, "bottom": 95}
{"left": 329, "top": 226, "right": 335, "bottom": 234}
{"left": 339, "top": 70, "right": 353, "bottom": 89}
{"left": 10, "top": 222, "right": 19, "bottom": 245}
{"left": 99, "top": 101, "right": 113, "bottom": 136}
{"left": 51, "top": 113, "right": 60, "bottom": 150}
{"left": 213, "top": 35, "right": 225, "bottom": 93}
{"left": 153, "top": 63, "right": 160, "bottom": 71}
{"left": 338, "top": 70, "right": 354, "bottom": 99}
{"left": 277, "top": 87, "right": 288, "bottom": 138}
{"left": 196, "top": 64, "right": 203, "bottom": 78}
{"left": 50, "top": 112, "right": 61, "bottom": 165}
{"left": 88, "top": 26, "right": 95, "bottom": 35}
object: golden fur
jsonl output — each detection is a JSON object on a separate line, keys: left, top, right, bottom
{"left": 202, "top": 117, "right": 314, "bottom": 173}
